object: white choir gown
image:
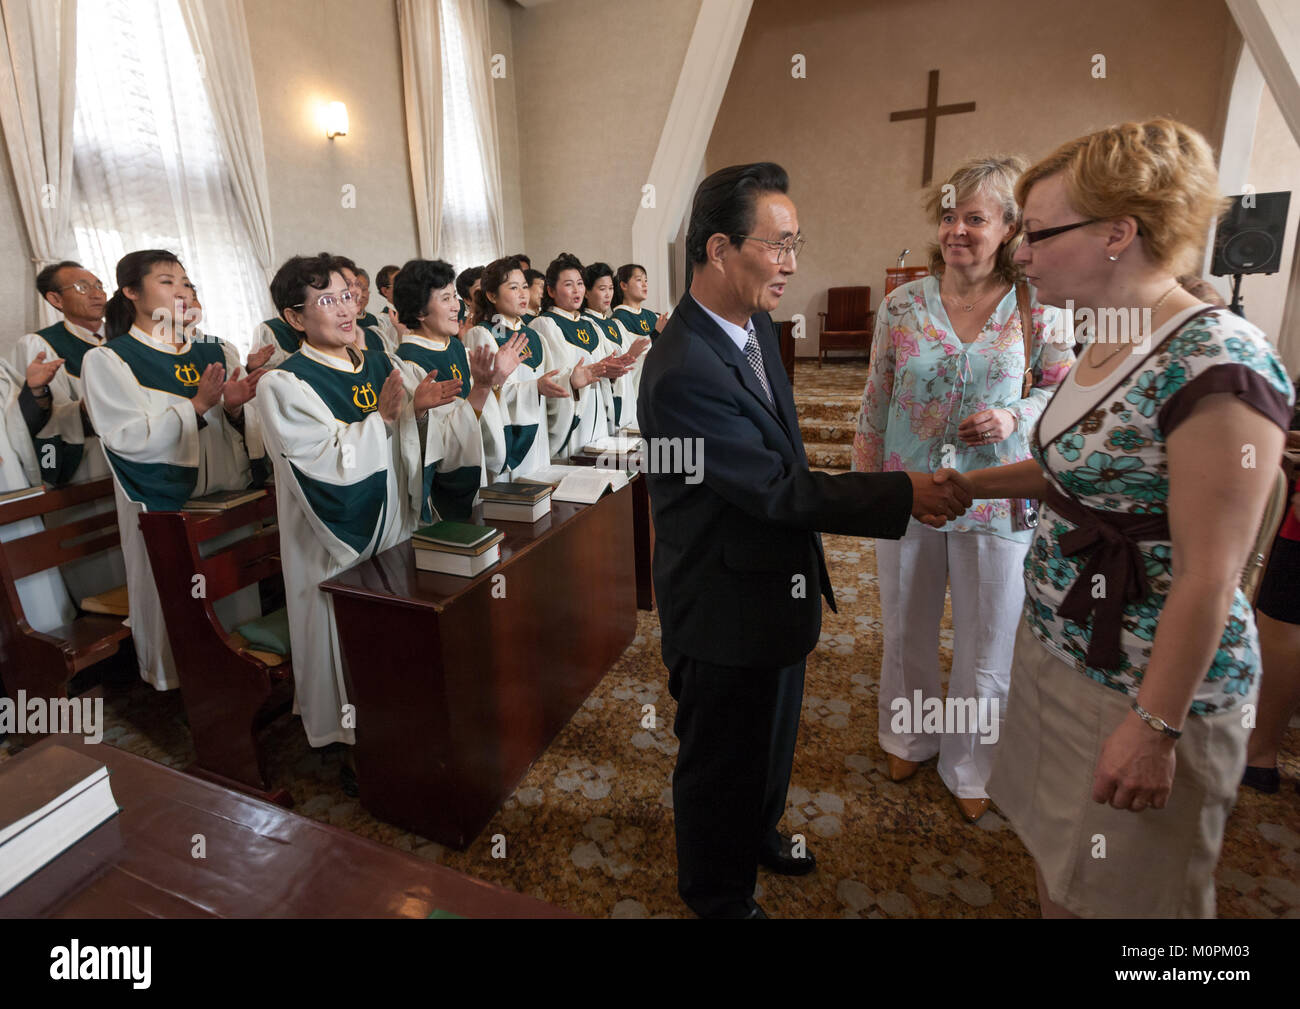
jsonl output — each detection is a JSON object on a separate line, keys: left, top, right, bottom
{"left": 461, "top": 318, "right": 576, "bottom": 482}
{"left": 0, "top": 360, "right": 76, "bottom": 632}
{"left": 81, "top": 326, "right": 263, "bottom": 690}
{"left": 582, "top": 308, "right": 641, "bottom": 433}
{"left": 527, "top": 307, "right": 618, "bottom": 458}
{"left": 256, "top": 343, "right": 485, "bottom": 747}
{"left": 13, "top": 321, "right": 126, "bottom": 602}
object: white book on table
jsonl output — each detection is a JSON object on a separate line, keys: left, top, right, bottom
{"left": 551, "top": 469, "right": 628, "bottom": 505}
{"left": 414, "top": 542, "right": 501, "bottom": 577}
{"left": 0, "top": 748, "right": 120, "bottom": 897}
{"left": 517, "top": 464, "right": 583, "bottom": 486}
{"left": 481, "top": 498, "right": 551, "bottom": 523}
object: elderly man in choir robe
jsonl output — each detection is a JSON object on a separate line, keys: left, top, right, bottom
{"left": 12, "top": 261, "right": 127, "bottom": 604}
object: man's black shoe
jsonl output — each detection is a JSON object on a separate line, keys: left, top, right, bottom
{"left": 758, "top": 833, "right": 816, "bottom": 875}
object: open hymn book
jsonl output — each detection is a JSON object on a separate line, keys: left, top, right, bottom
{"left": 550, "top": 469, "right": 628, "bottom": 504}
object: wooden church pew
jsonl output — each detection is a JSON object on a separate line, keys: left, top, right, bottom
{"left": 0, "top": 477, "right": 130, "bottom": 702}
{"left": 138, "top": 493, "right": 294, "bottom": 806}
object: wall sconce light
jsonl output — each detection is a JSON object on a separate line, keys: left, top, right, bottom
{"left": 325, "top": 101, "right": 349, "bottom": 140}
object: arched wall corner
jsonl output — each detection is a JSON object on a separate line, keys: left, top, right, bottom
{"left": 631, "top": 0, "right": 753, "bottom": 313}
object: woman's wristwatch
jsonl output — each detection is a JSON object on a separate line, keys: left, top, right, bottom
{"left": 1131, "top": 702, "right": 1182, "bottom": 739}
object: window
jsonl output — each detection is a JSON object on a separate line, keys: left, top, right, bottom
{"left": 438, "top": 0, "right": 497, "bottom": 270}
{"left": 70, "top": 0, "right": 268, "bottom": 355}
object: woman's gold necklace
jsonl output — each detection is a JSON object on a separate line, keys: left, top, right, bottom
{"left": 942, "top": 280, "right": 1005, "bottom": 314}
{"left": 1085, "top": 281, "right": 1182, "bottom": 369}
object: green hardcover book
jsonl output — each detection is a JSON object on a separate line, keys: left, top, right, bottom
{"left": 478, "top": 481, "right": 551, "bottom": 503}
{"left": 411, "top": 520, "right": 499, "bottom": 550}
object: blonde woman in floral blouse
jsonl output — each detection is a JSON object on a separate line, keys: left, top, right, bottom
{"left": 969, "top": 119, "right": 1294, "bottom": 917}
{"left": 852, "top": 156, "right": 1073, "bottom": 822}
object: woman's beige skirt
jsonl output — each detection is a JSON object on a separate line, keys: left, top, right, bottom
{"left": 987, "top": 620, "right": 1250, "bottom": 918}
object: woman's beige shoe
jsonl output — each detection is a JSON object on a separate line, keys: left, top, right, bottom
{"left": 956, "top": 796, "right": 990, "bottom": 823}
{"left": 886, "top": 754, "right": 921, "bottom": 782}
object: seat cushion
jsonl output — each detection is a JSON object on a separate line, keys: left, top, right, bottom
{"left": 79, "top": 584, "right": 130, "bottom": 617}
{"left": 234, "top": 607, "right": 292, "bottom": 657}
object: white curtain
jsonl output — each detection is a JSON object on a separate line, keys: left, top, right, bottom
{"left": 0, "top": 0, "right": 77, "bottom": 325}
{"left": 398, "top": 0, "right": 444, "bottom": 259}
{"left": 438, "top": 0, "right": 504, "bottom": 268}
{"left": 69, "top": 0, "right": 270, "bottom": 356}
{"left": 177, "top": 0, "right": 276, "bottom": 285}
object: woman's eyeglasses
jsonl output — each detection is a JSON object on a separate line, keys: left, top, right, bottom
{"left": 292, "top": 291, "right": 357, "bottom": 310}
{"left": 1022, "top": 218, "right": 1142, "bottom": 245}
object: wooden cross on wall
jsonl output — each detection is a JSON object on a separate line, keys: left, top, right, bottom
{"left": 889, "top": 70, "right": 976, "bottom": 186}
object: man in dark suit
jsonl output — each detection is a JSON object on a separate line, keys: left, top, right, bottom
{"left": 638, "top": 163, "right": 971, "bottom": 919}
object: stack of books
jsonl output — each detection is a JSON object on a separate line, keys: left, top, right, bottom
{"left": 479, "top": 481, "right": 552, "bottom": 523}
{"left": 411, "top": 520, "right": 504, "bottom": 577}
{"left": 0, "top": 746, "right": 120, "bottom": 897}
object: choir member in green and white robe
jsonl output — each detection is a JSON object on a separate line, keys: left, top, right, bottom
{"left": 256, "top": 255, "right": 482, "bottom": 748}
{"left": 249, "top": 314, "right": 304, "bottom": 370}
{"left": 0, "top": 358, "right": 77, "bottom": 632}
{"left": 612, "top": 263, "right": 668, "bottom": 344}
{"left": 527, "top": 254, "right": 634, "bottom": 457}
{"left": 463, "top": 257, "right": 575, "bottom": 482}
{"left": 81, "top": 251, "right": 265, "bottom": 690}
{"left": 583, "top": 262, "right": 651, "bottom": 433}
{"left": 13, "top": 262, "right": 129, "bottom": 602}
{"left": 522, "top": 269, "right": 545, "bottom": 326}
{"left": 391, "top": 258, "right": 518, "bottom": 514}
{"left": 371, "top": 264, "right": 404, "bottom": 350}
{"left": 353, "top": 267, "right": 399, "bottom": 353}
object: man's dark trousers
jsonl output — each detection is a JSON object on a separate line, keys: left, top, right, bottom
{"left": 666, "top": 646, "right": 806, "bottom": 918}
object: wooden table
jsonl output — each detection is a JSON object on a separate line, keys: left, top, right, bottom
{"left": 566, "top": 463, "right": 653, "bottom": 610}
{"left": 322, "top": 485, "right": 637, "bottom": 848}
{"left": 0, "top": 736, "right": 570, "bottom": 918}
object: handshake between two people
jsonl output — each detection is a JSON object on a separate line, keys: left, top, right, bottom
{"left": 906, "top": 469, "right": 975, "bottom": 529}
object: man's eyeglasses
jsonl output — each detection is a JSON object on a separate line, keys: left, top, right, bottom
{"left": 292, "top": 291, "right": 357, "bottom": 310}
{"left": 57, "top": 280, "right": 105, "bottom": 296}
{"left": 1022, "top": 218, "right": 1142, "bottom": 245}
{"left": 734, "top": 233, "right": 806, "bottom": 263}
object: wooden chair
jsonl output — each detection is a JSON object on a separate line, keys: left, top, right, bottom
{"left": 776, "top": 320, "right": 797, "bottom": 387}
{"left": 0, "top": 478, "right": 130, "bottom": 702}
{"left": 138, "top": 493, "right": 294, "bottom": 805}
{"left": 817, "top": 287, "right": 874, "bottom": 366}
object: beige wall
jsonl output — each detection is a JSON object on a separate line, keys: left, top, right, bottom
{"left": 510, "top": 0, "right": 701, "bottom": 271}
{"left": 1241, "top": 82, "right": 1300, "bottom": 360}
{"left": 243, "top": 0, "right": 523, "bottom": 277}
{"left": 243, "top": 0, "right": 419, "bottom": 278}
{"left": 707, "top": 0, "right": 1239, "bottom": 355}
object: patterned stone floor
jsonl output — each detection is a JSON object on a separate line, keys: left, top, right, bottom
{"left": 4, "top": 358, "right": 1297, "bottom": 918}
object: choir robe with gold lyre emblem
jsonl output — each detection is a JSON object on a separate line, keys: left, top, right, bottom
{"left": 464, "top": 318, "right": 574, "bottom": 482}
{"left": 392, "top": 333, "right": 492, "bottom": 518}
{"left": 81, "top": 326, "right": 264, "bottom": 690}
{"left": 249, "top": 316, "right": 303, "bottom": 371}
{"left": 0, "top": 359, "right": 77, "bottom": 632}
{"left": 612, "top": 305, "right": 659, "bottom": 344}
{"left": 583, "top": 308, "right": 641, "bottom": 433}
{"left": 13, "top": 321, "right": 127, "bottom": 602}
{"left": 527, "top": 307, "right": 618, "bottom": 457}
{"left": 257, "top": 343, "right": 484, "bottom": 747}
